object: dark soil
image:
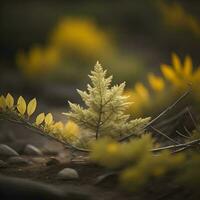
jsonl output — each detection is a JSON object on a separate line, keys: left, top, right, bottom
{"left": 0, "top": 157, "right": 198, "bottom": 200}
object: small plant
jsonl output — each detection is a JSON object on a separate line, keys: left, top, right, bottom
{"left": 64, "top": 61, "right": 150, "bottom": 139}
{"left": 1, "top": 62, "right": 200, "bottom": 194}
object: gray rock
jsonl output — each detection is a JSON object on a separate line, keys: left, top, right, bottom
{"left": 7, "top": 156, "right": 30, "bottom": 165}
{"left": 0, "top": 144, "right": 19, "bottom": 157}
{"left": 57, "top": 168, "right": 79, "bottom": 180}
{"left": 0, "top": 160, "right": 8, "bottom": 168}
{"left": 24, "top": 144, "right": 43, "bottom": 156}
{"left": 0, "top": 175, "right": 90, "bottom": 200}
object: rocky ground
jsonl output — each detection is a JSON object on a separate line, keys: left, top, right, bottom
{"left": 0, "top": 120, "right": 197, "bottom": 200}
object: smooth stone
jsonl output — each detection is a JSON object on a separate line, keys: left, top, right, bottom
{"left": 0, "top": 144, "right": 19, "bottom": 157}
{"left": 24, "top": 144, "right": 43, "bottom": 156}
{"left": 7, "top": 156, "right": 30, "bottom": 165}
{"left": 0, "top": 160, "right": 8, "bottom": 168}
{"left": 57, "top": 168, "right": 79, "bottom": 180}
{"left": 0, "top": 175, "right": 90, "bottom": 200}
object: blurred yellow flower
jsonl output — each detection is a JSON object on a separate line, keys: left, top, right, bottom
{"left": 17, "top": 18, "right": 113, "bottom": 78}
{"left": 134, "top": 83, "right": 150, "bottom": 102}
{"left": 50, "top": 18, "right": 112, "bottom": 58}
{"left": 148, "top": 73, "right": 165, "bottom": 92}
{"left": 17, "top": 45, "right": 60, "bottom": 77}
{"left": 125, "top": 83, "right": 150, "bottom": 115}
{"left": 106, "top": 143, "right": 119, "bottom": 154}
{"left": 161, "top": 53, "right": 200, "bottom": 90}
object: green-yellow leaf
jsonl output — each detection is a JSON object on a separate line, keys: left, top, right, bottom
{"left": 17, "top": 96, "right": 26, "bottom": 115}
{"left": 0, "top": 95, "right": 6, "bottom": 109}
{"left": 27, "top": 98, "right": 37, "bottom": 116}
{"left": 45, "top": 113, "right": 53, "bottom": 126}
{"left": 35, "top": 113, "right": 45, "bottom": 126}
{"left": 5, "top": 93, "right": 14, "bottom": 109}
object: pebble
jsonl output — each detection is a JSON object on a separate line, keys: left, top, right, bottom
{"left": 7, "top": 156, "right": 30, "bottom": 165}
{"left": 57, "top": 168, "right": 79, "bottom": 180}
{"left": 24, "top": 144, "right": 43, "bottom": 156}
{"left": 0, "top": 160, "right": 8, "bottom": 168}
{"left": 0, "top": 144, "right": 19, "bottom": 158}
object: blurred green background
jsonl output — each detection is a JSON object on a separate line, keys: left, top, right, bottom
{"left": 0, "top": 0, "right": 200, "bottom": 113}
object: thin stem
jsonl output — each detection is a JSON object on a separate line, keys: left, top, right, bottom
{"left": 151, "top": 126, "right": 179, "bottom": 144}
{"left": 175, "top": 130, "right": 190, "bottom": 139}
{"left": 186, "top": 107, "right": 198, "bottom": 128}
{"left": 95, "top": 79, "right": 103, "bottom": 139}
{"left": 119, "top": 89, "right": 190, "bottom": 142}
{"left": 151, "top": 138, "right": 200, "bottom": 153}
{"left": 155, "top": 108, "right": 188, "bottom": 129}
{"left": 2, "top": 114, "right": 90, "bottom": 153}
{"left": 184, "top": 126, "right": 192, "bottom": 137}
{"left": 96, "top": 104, "right": 103, "bottom": 139}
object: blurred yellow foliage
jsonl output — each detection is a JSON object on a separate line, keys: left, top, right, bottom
{"left": 106, "top": 143, "right": 119, "bottom": 154}
{"left": 50, "top": 18, "right": 112, "bottom": 58}
{"left": 148, "top": 73, "right": 165, "bottom": 92}
{"left": 124, "top": 83, "right": 150, "bottom": 115}
{"left": 161, "top": 53, "right": 200, "bottom": 91}
{"left": 177, "top": 154, "right": 200, "bottom": 193}
{"left": 125, "top": 53, "right": 200, "bottom": 117}
{"left": 120, "top": 151, "right": 185, "bottom": 191}
{"left": 16, "top": 18, "right": 112, "bottom": 78}
{"left": 159, "top": 1, "right": 200, "bottom": 37}
{"left": 90, "top": 134, "right": 153, "bottom": 169}
{"left": 17, "top": 46, "right": 60, "bottom": 77}
{"left": 90, "top": 134, "right": 185, "bottom": 191}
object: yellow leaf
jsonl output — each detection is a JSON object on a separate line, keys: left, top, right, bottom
{"left": 45, "top": 113, "right": 53, "bottom": 125}
{"left": 17, "top": 96, "right": 26, "bottom": 115}
{"left": 27, "top": 98, "right": 37, "bottom": 116}
{"left": 5, "top": 93, "right": 14, "bottom": 109}
{"left": 183, "top": 55, "right": 192, "bottom": 77}
{"left": 135, "top": 83, "right": 150, "bottom": 101}
{"left": 0, "top": 95, "right": 6, "bottom": 109}
{"left": 35, "top": 113, "right": 45, "bottom": 125}
{"left": 148, "top": 73, "right": 165, "bottom": 92}
{"left": 161, "top": 64, "right": 178, "bottom": 84}
{"left": 172, "top": 53, "right": 181, "bottom": 73}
